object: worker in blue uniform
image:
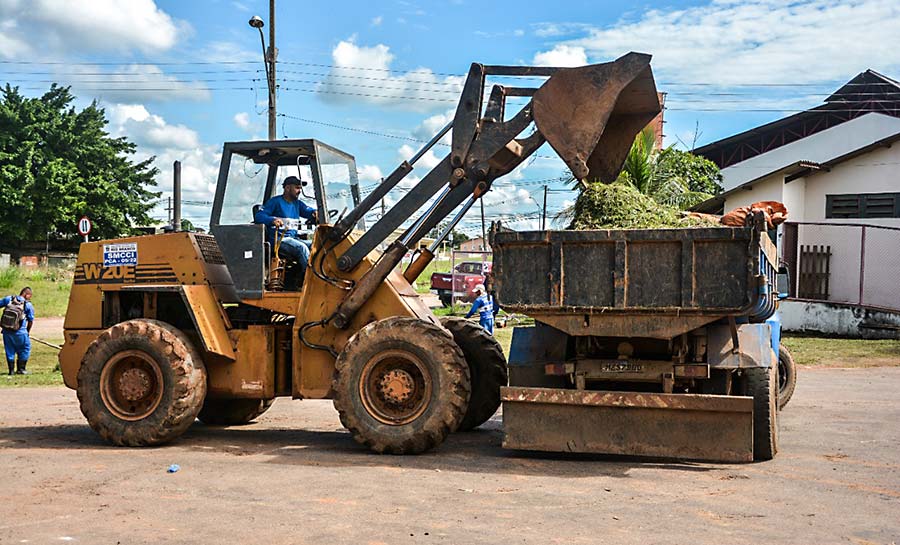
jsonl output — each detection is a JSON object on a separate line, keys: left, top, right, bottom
{"left": 465, "top": 284, "right": 495, "bottom": 334}
{"left": 254, "top": 176, "right": 318, "bottom": 284}
{"left": 1, "top": 287, "right": 35, "bottom": 375}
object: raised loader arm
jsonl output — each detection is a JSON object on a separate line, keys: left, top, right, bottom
{"left": 328, "top": 52, "right": 661, "bottom": 328}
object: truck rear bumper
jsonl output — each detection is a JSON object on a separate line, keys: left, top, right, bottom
{"left": 501, "top": 386, "right": 754, "bottom": 463}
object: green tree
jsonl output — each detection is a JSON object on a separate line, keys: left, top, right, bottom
{"left": 566, "top": 127, "right": 720, "bottom": 211}
{"left": 0, "top": 84, "right": 160, "bottom": 245}
{"left": 656, "top": 147, "right": 723, "bottom": 196}
{"left": 427, "top": 221, "right": 470, "bottom": 248}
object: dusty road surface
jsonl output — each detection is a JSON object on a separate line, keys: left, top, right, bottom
{"left": 2, "top": 367, "right": 898, "bottom": 545}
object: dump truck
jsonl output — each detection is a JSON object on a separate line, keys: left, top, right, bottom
{"left": 59, "top": 52, "right": 662, "bottom": 454}
{"left": 492, "top": 215, "right": 790, "bottom": 461}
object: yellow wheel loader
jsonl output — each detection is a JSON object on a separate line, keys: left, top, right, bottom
{"left": 60, "top": 52, "right": 662, "bottom": 454}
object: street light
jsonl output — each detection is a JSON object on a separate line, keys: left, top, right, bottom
{"left": 249, "top": 12, "right": 276, "bottom": 140}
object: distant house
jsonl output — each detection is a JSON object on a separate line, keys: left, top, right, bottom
{"left": 459, "top": 237, "right": 489, "bottom": 253}
{"left": 694, "top": 70, "right": 900, "bottom": 338}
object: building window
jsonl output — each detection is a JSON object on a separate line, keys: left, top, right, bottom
{"left": 825, "top": 193, "right": 900, "bottom": 219}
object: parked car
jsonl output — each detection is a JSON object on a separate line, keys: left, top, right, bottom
{"left": 430, "top": 261, "right": 492, "bottom": 306}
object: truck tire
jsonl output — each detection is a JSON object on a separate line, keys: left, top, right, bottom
{"left": 333, "top": 317, "right": 471, "bottom": 454}
{"left": 440, "top": 317, "right": 507, "bottom": 431}
{"left": 439, "top": 292, "right": 452, "bottom": 307}
{"left": 742, "top": 364, "right": 778, "bottom": 461}
{"left": 777, "top": 344, "right": 797, "bottom": 410}
{"left": 197, "top": 398, "right": 274, "bottom": 426}
{"left": 76, "top": 319, "right": 207, "bottom": 447}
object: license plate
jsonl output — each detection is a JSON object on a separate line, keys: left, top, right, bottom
{"left": 599, "top": 361, "right": 643, "bottom": 373}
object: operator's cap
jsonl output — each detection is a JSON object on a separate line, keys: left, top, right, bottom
{"left": 473, "top": 284, "right": 486, "bottom": 294}
{"left": 283, "top": 175, "right": 304, "bottom": 186}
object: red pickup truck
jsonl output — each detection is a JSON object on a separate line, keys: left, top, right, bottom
{"left": 430, "top": 261, "right": 492, "bottom": 306}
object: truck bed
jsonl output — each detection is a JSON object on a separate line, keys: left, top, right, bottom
{"left": 492, "top": 225, "right": 777, "bottom": 334}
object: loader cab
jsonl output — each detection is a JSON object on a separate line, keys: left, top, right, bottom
{"left": 209, "top": 139, "right": 363, "bottom": 299}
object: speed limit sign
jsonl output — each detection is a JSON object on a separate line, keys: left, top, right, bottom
{"left": 77, "top": 216, "right": 92, "bottom": 241}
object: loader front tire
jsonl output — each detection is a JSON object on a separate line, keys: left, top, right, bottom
{"left": 440, "top": 317, "right": 507, "bottom": 431}
{"left": 777, "top": 343, "right": 797, "bottom": 410}
{"left": 197, "top": 398, "right": 274, "bottom": 426}
{"left": 333, "top": 317, "right": 470, "bottom": 454}
{"left": 76, "top": 320, "right": 207, "bottom": 447}
{"left": 742, "top": 363, "right": 778, "bottom": 461}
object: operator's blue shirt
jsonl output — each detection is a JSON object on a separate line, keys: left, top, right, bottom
{"left": 466, "top": 294, "right": 495, "bottom": 321}
{"left": 0, "top": 295, "right": 35, "bottom": 332}
{"left": 254, "top": 195, "right": 316, "bottom": 245}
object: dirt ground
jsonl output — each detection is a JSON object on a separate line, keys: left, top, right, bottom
{"left": 1, "top": 367, "right": 898, "bottom": 545}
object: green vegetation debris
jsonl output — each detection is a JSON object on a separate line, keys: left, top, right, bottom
{"left": 569, "top": 181, "right": 719, "bottom": 230}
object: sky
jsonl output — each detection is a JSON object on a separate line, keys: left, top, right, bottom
{"left": 2, "top": 0, "right": 899, "bottom": 235}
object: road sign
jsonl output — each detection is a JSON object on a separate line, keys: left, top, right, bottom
{"left": 78, "top": 216, "right": 92, "bottom": 242}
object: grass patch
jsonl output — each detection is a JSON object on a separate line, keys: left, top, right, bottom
{"left": 782, "top": 335, "right": 900, "bottom": 368}
{"left": 406, "top": 259, "right": 452, "bottom": 294}
{"left": 0, "top": 337, "right": 65, "bottom": 387}
{"left": 0, "top": 266, "right": 73, "bottom": 317}
{"left": 494, "top": 325, "right": 513, "bottom": 355}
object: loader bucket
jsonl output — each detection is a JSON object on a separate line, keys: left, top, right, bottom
{"left": 533, "top": 52, "right": 661, "bottom": 182}
{"left": 501, "top": 387, "right": 755, "bottom": 463}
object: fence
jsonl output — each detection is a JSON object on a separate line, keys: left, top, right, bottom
{"left": 782, "top": 222, "right": 900, "bottom": 311}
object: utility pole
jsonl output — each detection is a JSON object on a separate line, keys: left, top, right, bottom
{"left": 249, "top": 1, "right": 277, "bottom": 141}
{"left": 480, "top": 199, "right": 486, "bottom": 251}
{"left": 267, "top": 0, "right": 277, "bottom": 141}
{"left": 173, "top": 160, "right": 182, "bottom": 231}
{"left": 541, "top": 185, "right": 548, "bottom": 230}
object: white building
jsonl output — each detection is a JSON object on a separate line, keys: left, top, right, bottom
{"left": 694, "top": 70, "right": 900, "bottom": 337}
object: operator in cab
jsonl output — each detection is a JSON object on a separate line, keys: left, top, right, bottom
{"left": 254, "top": 176, "right": 318, "bottom": 283}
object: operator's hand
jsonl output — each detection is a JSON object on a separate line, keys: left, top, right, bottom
{"left": 310, "top": 211, "right": 318, "bottom": 225}
{"left": 273, "top": 218, "right": 284, "bottom": 228}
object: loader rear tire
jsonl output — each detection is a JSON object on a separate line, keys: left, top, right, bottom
{"left": 440, "top": 317, "right": 507, "bottom": 431}
{"left": 742, "top": 363, "right": 778, "bottom": 461}
{"left": 777, "top": 344, "right": 797, "bottom": 410}
{"left": 333, "top": 317, "right": 470, "bottom": 454}
{"left": 76, "top": 319, "right": 207, "bottom": 447}
{"left": 197, "top": 398, "right": 274, "bottom": 426}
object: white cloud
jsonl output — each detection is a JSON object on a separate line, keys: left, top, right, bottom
{"left": 316, "top": 38, "right": 464, "bottom": 112}
{"left": 357, "top": 164, "right": 384, "bottom": 182}
{"left": 411, "top": 110, "right": 454, "bottom": 143}
{"left": 398, "top": 144, "right": 442, "bottom": 170}
{"left": 233, "top": 112, "right": 262, "bottom": 133}
{"left": 104, "top": 103, "right": 221, "bottom": 227}
{"left": 371, "top": 15, "right": 383, "bottom": 26}
{"left": 63, "top": 64, "right": 211, "bottom": 103}
{"left": 197, "top": 41, "right": 259, "bottom": 63}
{"left": 0, "top": 0, "right": 186, "bottom": 59}
{"left": 532, "top": 45, "right": 588, "bottom": 67}
{"left": 234, "top": 112, "right": 251, "bottom": 130}
{"left": 557, "top": 0, "right": 900, "bottom": 85}
{"left": 107, "top": 104, "right": 200, "bottom": 150}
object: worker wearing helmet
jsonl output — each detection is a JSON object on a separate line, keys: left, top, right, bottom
{"left": 254, "top": 176, "right": 318, "bottom": 283}
{"left": 465, "top": 284, "right": 495, "bottom": 334}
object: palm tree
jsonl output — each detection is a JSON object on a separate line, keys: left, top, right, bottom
{"left": 566, "top": 127, "right": 713, "bottom": 210}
